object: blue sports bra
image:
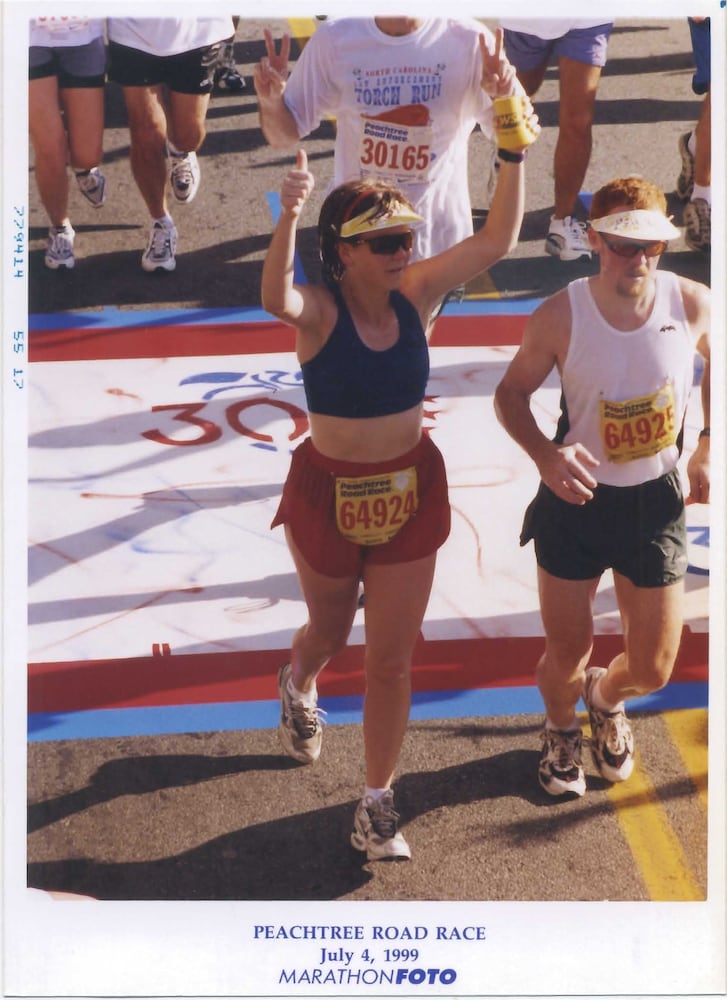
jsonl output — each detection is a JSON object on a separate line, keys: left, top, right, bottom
{"left": 301, "top": 287, "right": 429, "bottom": 418}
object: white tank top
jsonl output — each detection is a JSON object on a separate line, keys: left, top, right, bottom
{"left": 560, "top": 272, "right": 696, "bottom": 487}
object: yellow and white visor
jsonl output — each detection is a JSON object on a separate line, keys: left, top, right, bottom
{"left": 590, "top": 209, "right": 681, "bottom": 241}
{"left": 339, "top": 201, "right": 424, "bottom": 240}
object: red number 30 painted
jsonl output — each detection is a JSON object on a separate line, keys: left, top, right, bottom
{"left": 142, "top": 398, "right": 309, "bottom": 447}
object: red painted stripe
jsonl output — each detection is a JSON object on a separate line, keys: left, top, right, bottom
{"left": 29, "top": 315, "right": 527, "bottom": 363}
{"left": 27, "top": 630, "right": 707, "bottom": 713}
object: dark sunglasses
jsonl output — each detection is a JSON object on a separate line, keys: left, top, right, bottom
{"left": 345, "top": 231, "right": 414, "bottom": 255}
{"left": 601, "top": 237, "right": 668, "bottom": 258}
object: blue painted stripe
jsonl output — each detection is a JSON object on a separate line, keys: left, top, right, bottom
{"left": 29, "top": 292, "right": 541, "bottom": 333}
{"left": 29, "top": 305, "right": 277, "bottom": 331}
{"left": 27, "top": 682, "right": 708, "bottom": 743}
{"left": 439, "top": 297, "right": 542, "bottom": 316}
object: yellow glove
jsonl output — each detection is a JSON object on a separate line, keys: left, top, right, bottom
{"left": 493, "top": 95, "right": 540, "bottom": 151}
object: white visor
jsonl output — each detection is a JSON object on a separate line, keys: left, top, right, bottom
{"left": 589, "top": 209, "right": 681, "bottom": 241}
{"left": 339, "top": 202, "right": 423, "bottom": 239}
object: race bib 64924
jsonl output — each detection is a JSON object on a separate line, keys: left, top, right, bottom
{"left": 335, "top": 466, "right": 418, "bottom": 546}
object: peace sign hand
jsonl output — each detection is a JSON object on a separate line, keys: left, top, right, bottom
{"left": 479, "top": 28, "right": 517, "bottom": 97}
{"left": 253, "top": 28, "right": 291, "bottom": 102}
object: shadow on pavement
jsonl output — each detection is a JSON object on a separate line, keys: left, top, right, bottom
{"left": 28, "top": 747, "right": 550, "bottom": 900}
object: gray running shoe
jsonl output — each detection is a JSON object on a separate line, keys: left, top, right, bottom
{"left": 538, "top": 726, "right": 586, "bottom": 797}
{"left": 676, "top": 132, "right": 695, "bottom": 202}
{"left": 583, "top": 666, "right": 634, "bottom": 783}
{"left": 141, "top": 219, "right": 177, "bottom": 272}
{"left": 683, "top": 198, "right": 710, "bottom": 252}
{"left": 45, "top": 225, "right": 75, "bottom": 270}
{"left": 277, "top": 662, "right": 323, "bottom": 763}
{"left": 214, "top": 42, "right": 246, "bottom": 92}
{"left": 76, "top": 167, "right": 107, "bottom": 207}
{"left": 168, "top": 149, "right": 200, "bottom": 204}
{"left": 350, "top": 790, "right": 411, "bottom": 861}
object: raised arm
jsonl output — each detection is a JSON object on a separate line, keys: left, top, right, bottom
{"left": 261, "top": 149, "right": 323, "bottom": 328}
{"left": 404, "top": 29, "right": 539, "bottom": 318}
{"left": 494, "top": 293, "right": 600, "bottom": 505}
{"left": 254, "top": 29, "right": 301, "bottom": 148}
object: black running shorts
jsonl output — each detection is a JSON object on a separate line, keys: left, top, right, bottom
{"left": 520, "top": 469, "right": 688, "bottom": 587}
{"left": 107, "top": 40, "right": 221, "bottom": 93}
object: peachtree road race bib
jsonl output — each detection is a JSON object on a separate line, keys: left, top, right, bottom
{"left": 358, "top": 105, "right": 433, "bottom": 185}
{"left": 600, "top": 382, "right": 676, "bottom": 463}
{"left": 335, "top": 466, "right": 418, "bottom": 546}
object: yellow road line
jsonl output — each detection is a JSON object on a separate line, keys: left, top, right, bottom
{"left": 606, "top": 747, "right": 704, "bottom": 900}
{"left": 287, "top": 18, "right": 318, "bottom": 43}
{"left": 663, "top": 707, "right": 708, "bottom": 812}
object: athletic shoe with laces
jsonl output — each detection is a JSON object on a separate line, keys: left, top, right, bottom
{"left": 583, "top": 666, "right": 634, "bottom": 783}
{"left": 676, "top": 132, "right": 695, "bottom": 202}
{"left": 168, "top": 149, "right": 201, "bottom": 204}
{"left": 545, "top": 216, "right": 591, "bottom": 261}
{"left": 277, "top": 662, "right": 323, "bottom": 764}
{"left": 141, "top": 219, "right": 177, "bottom": 272}
{"left": 538, "top": 726, "right": 586, "bottom": 797}
{"left": 76, "top": 167, "right": 107, "bottom": 207}
{"left": 350, "top": 790, "right": 411, "bottom": 861}
{"left": 214, "top": 42, "right": 246, "bottom": 92}
{"left": 683, "top": 197, "right": 710, "bottom": 252}
{"left": 45, "top": 225, "right": 75, "bottom": 270}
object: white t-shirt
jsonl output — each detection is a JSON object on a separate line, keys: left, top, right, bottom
{"left": 107, "top": 18, "right": 233, "bottom": 57}
{"left": 30, "top": 17, "right": 104, "bottom": 48}
{"left": 499, "top": 19, "right": 611, "bottom": 39}
{"left": 283, "top": 18, "right": 506, "bottom": 259}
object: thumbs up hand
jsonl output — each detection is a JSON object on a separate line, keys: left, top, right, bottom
{"left": 280, "top": 148, "right": 315, "bottom": 216}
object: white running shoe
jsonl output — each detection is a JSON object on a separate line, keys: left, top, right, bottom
{"left": 169, "top": 149, "right": 201, "bottom": 204}
{"left": 45, "top": 225, "right": 75, "bottom": 270}
{"left": 76, "top": 167, "right": 107, "bottom": 207}
{"left": 277, "top": 663, "right": 324, "bottom": 764}
{"left": 545, "top": 216, "right": 592, "bottom": 261}
{"left": 350, "top": 790, "right": 411, "bottom": 861}
{"left": 141, "top": 219, "right": 177, "bottom": 272}
{"left": 538, "top": 726, "right": 586, "bottom": 797}
{"left": 583, "top": 666, "right": 635, "bottom": 783}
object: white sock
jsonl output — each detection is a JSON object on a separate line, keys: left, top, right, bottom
{"left": 589, "top": 675, "right": 624, "bottom": 713}
{"left": 287, "top": 677, "right": 316, "bottom": 708}
{"left": 364, "top": 786, "right": 389, "bottom": 802}
{"left": 691, "top": 183, "right": 711, "bottom": 205}
{"left": 153, "top": 214, "right": 174, "bottom": 228}
{"left": 167, "top": 140, "right": 188, "bottom": 158}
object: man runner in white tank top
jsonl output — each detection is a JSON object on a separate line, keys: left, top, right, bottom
{"left": 495, "top": 175, "right": 710, "bottom": 798}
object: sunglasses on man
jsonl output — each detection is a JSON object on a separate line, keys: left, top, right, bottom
{"left": 600, "top": 236, "right": 668, "bottom": 258}
{"left": 343, "top": 231, "right": 414, "bottom": 255}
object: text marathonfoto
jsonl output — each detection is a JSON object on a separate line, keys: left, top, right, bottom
{"left": 280, "top": 967, "right": 457, "bottom": 985}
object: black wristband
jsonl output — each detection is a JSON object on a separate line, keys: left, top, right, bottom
{"left": 698, "top": 427, "right": 710, "bottom": 439}
{"left": 497, "top": 148, "right": 526, "bottom": 163}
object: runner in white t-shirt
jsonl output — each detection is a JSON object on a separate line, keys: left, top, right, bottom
{"left": 107, "top": 17, "right": 234, "bottom": 272}
{"left": 255, "top": 18, "right": 525, "bottom": 263}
